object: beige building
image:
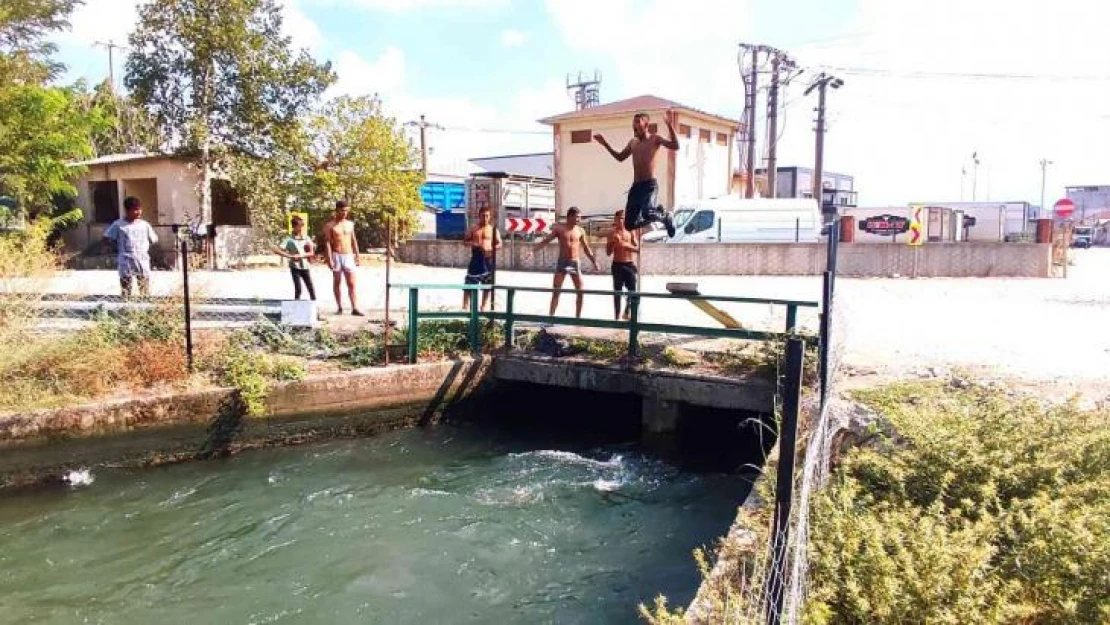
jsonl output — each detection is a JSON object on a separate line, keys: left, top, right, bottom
{"left": 66, "top": 154, "right": 254, "bottom": 268}
{"left": 539, "top": 95, "right": 740, "bottom": 217}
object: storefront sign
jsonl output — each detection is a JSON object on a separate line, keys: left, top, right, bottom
{"left": 859, "top": 214, "right": 910, "bottom": 236}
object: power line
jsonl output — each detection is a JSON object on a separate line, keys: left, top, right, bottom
{"left": 816, "top": 65, "right": 1110, "bottom": 81}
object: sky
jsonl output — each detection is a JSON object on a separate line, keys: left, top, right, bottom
{"left": 52, "top": 0, "right": 1110, "bottom": 207}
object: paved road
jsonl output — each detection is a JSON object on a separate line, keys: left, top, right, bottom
{"left": 32, "top": 248, "right": 1110, "bottom": 385}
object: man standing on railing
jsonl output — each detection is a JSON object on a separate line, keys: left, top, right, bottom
{"left": 533, "top": 206, "right": 599, "bottom": 318}
{"left": 606, "top": 209, "right": 639, "bottom": 320}
{"left": 322, "top": 200, "right": 363, "bottom": 316}
{"left": 102, "top": 196, "right": 157, "bottom": 299}
{"left": 593, "top": 112, "right": 679, "bottom": 238}
{"left": 462, "top": 206, "right": 500, "bottom": 311}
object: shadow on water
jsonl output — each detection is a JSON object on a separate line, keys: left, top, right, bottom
{"left": 464, "top": 380, "right": 776, "bottom": 476}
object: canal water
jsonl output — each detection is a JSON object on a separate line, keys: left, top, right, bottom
{"left": 0, "top": 423, "right": 752, "bottom": 624}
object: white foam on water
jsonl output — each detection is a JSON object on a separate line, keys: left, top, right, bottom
{"left": 409, "top": 488, "right": 451, "bottom": 498}
{"left": 591, "top": 478, "right": 621, "bottom": 493}
{"left": 510, "top": 450, "right": 623, "bottom": 469}
{"left": 63, "top": 469, "right": 94, "bottom": 487}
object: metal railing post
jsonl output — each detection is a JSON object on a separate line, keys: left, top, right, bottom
{"left": 503, "top": 288, "right": 515, "bottom": 351}
{"left": 785, "top": 304, "right": 797, "bottom": 334}
{"left": 469, "top": 286, "right": 480, "bottom": 355}
{"left": 407, "top": 288, "right": 419, "bottom": 364}
{"left": 818, "top": 271, "right": 832, "bottom": 407}
{"left": 628, "top": 294, "right": 641, "bottom": 358}
{"left": 180, "top": 237, "right": 194, "bottom": 372}
{"left": 766, "top": 337, "right": 805, "bottom": 625}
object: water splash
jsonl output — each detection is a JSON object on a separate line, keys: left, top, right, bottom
{"left": 509, "top": 450, "right": 624, "bottom": 469}
{"left": 62, "top": 469, "right": 94, "bottom": 487}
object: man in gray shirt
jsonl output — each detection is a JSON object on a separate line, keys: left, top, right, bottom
{"left": 103, "top": 196, "right": 158, "bottom": 298}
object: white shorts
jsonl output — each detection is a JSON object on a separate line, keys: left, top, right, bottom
{"left": 331, "top": 253, "right": 356, "bottom": 273}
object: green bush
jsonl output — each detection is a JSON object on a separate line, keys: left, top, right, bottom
{"left": 207, "top": 335, "right": 306, "bottom": 416}
{"left": 806, "top": 382, "right": 1110, "bottom": 624}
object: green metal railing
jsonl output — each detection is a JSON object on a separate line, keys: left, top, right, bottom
{"left": 392, "top": 283, "right": 819, "bottom": 364}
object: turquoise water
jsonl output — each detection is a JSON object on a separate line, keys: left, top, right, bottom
{"left": 0, "top": 425, "right": 748, "bottom": 624}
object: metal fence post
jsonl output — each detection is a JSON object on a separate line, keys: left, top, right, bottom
{"left": 180, "top": 236, "right": 194, "bottom": 372}
{"left": 785, "top": 304, "right": 797, "bottom": 334}
{"left": 469, "top": 286, "right": 480, "bottom": 355}
{"left": 818, "top": 271, "right": 831, "bottom": 407}
{"left": 628, "top": 294, "right": 641, "bottom": 358}
{"left": 407, "top": 288, "right": 419, "bottom": 364}
{"left": 766, "top": 337, "right": 805, "bottom": 625}
{"left": 503, "top": 288, "right": 515, "bottom": 351}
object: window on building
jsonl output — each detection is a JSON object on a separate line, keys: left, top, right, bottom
{"left": 210, "top": 179, "right": 250, "bottom": 226}
{"left": 716, "top": 132, "right": 728, "bottom": 146}
{"left": 679, "top": 124, "right": 692, "bottom": 138}
{"left": 570, "top": 129, "right": 592, "bottom": 144}
{"left": 698, "top": 129, "right": 711, "bottom": 143}
{"left": 90, "top": 181, "right": 119, "bottom": 223}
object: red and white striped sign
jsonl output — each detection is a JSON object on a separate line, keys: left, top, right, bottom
{"left": 505, "top": 218, "right": 550, "bottom": 234}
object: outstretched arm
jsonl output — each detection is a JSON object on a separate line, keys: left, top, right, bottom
{"left": 594, "top": 135, "right": 632, "bottom": 162}
{"left": 535, "top": 229, "right": 558, "bottom": 251}
{"left": 657, "top": 119, "right": 680, "bottom": 150}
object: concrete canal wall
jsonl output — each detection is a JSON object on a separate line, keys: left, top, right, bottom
{"left": 400, "top": 239, "right": 1052, "bottom": 278}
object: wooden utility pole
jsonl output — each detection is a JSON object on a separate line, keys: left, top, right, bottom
{"left": 405, "top": 115, "right": 443, "bottom": 179}
{"left": 805, "top": 74, "right": 842, "bottom": 212}
{"left": 94, "top": 40, "right": 127, "bottom": 92}
{"left": 744, "top": 46, "right": 759, "bottom": 198}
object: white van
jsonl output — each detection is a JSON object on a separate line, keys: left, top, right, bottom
{"left": 655, "top": 196, "right": 823, "bottom": 244}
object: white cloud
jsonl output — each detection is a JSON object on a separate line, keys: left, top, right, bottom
{"left": 328, "top": 47, "right": 565, "bottom": 175}
{"left": 307, "top": 0, "right": 508, "bottom": 11}
{"left": 500, "top": 29, "right": 525, "bottom": 48}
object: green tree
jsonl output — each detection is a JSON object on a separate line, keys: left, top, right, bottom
{"left": 124, "top": 0, "right": 334, "bottom": 221}
{"left": 0, "top": 0, "right": 81, "bottom": 84}
{"left": 75, "top": 79, "right": 163, "bottom": 156}
{"left": 307, "top": 95, "right": 423, "bottom": 245}
{"left": 0, "top": 0, "right": 98, "bottom": 221}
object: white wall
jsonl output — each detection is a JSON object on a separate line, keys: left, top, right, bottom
{"left": 673, "top": 112, "right": 733, "bottom": 206}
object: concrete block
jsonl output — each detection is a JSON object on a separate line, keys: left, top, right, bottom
{"left": 281, "top": 300, "right": 318, "bottom": 327}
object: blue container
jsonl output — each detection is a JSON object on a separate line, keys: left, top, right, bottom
{"left": 421, "top": 182, "right": 465, "bottom": 211}
{"left": 436, "top": 211, "right": 467, "bottom": 240}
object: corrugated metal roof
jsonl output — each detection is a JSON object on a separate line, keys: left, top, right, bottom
{"left": 469, "top": 152, "right": 553, "bottom": 179}
{"left": 538, "top": 94, "right": 740, "bottom": 128}
{"left": 69, "top": 153, "right": 176, "bottom": 167}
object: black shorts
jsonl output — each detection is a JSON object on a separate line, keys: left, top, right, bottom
{"left": 625, "top": 179, "right": 659, "bottom": 231}
{"left": 611, "top": 261, "right": 637, "bottom": 293}
{"left": 465, "top": 247, "right": 494, "bottom": 284}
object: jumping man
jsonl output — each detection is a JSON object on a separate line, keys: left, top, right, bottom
{"left": 534, "top": 207, "right": 599, "bottom": 318}
{"left": 462, "top": 206, "right": 501, "bottom": 311}
{"left": 606, "top": 209, "right": 639, "bottom": 320}
{"left": 593, "top": 112, "right": 679, "bottom": 237}
{"left": 322, "top": 200, "right": 363, "bottom": 316}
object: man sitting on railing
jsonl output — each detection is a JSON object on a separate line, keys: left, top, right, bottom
{"left": 532, "top": 207, "right": 599, "bottom": 318}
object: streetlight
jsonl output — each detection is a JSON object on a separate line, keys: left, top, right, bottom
{"left": 1039, "top": 158, "right": 1053, "bottom": 218}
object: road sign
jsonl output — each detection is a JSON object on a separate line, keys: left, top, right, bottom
{"left": 505, "top": 218, "right": 550, "bottom": 234}
{"left": 907, "top": 205, "right": 925, "bottom": 246}
{"left": 859, "top": 214, "right": 910, "bottom": 236}
{"left": 1054, "top": 198, "right": 1075, "bottom": 218}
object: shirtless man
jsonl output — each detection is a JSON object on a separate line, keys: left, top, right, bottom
{"left": 534, "top": 207, "right": 599, "bottom": 318}
{"left": 322, "top": 200, "right": 363, "bottom": 316}
{"left": 605, "top": 209, "right": 639, "bottom": 320}
{"left": 593, "top": 112, "right": 680, "bottom": 237}
{"left": 462, "top": 206, "right": 501, "bottom": 311}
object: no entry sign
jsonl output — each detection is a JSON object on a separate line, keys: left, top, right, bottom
{"left": 1054, "top": 198, "right": 1075, "bottom": 218}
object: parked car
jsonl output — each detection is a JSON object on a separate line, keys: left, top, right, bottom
{"left": 1072, "top": 226, "right": 1093, "bottom": 248}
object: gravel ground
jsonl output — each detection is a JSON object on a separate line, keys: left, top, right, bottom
{"left": 33, "top": 248, "right": 1110, "bottom": 392}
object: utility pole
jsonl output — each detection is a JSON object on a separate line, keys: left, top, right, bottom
{"left": 405, "top": 115, "right": 444, "bottom": 179}
{"left": 764, "top": 48, "right": 796, "bottom": 199}
{"left": 766, "top": 54, "right": 780, "bottom": 199}
{"left": 93, "top": 40, "right": 127, "bottom": 92}
{"left": 971, "top": 151, "right": 980, "bottom": 201}
{"left": 1039, "top": 158, "right": 1053, "bottom": 217}
{"left": 805, "top": 73, "right": 843, "bottom": 214}
{"left": 743, "top": 45, "right": 759, "bottom": 198}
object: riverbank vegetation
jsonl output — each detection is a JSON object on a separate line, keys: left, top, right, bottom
{"left": 642, "top": 379, "right": 1110, "bottom": 624}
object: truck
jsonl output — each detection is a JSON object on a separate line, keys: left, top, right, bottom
{"left": 1072, "top": 225, "right": 1093, "bottom": 248}
{"left": 644, "top": 196, "right": 822, "bottom": 244}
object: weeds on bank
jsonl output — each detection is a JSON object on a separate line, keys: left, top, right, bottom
{"left": 641, "top": 380, "right": 1110, "bottom": 625}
